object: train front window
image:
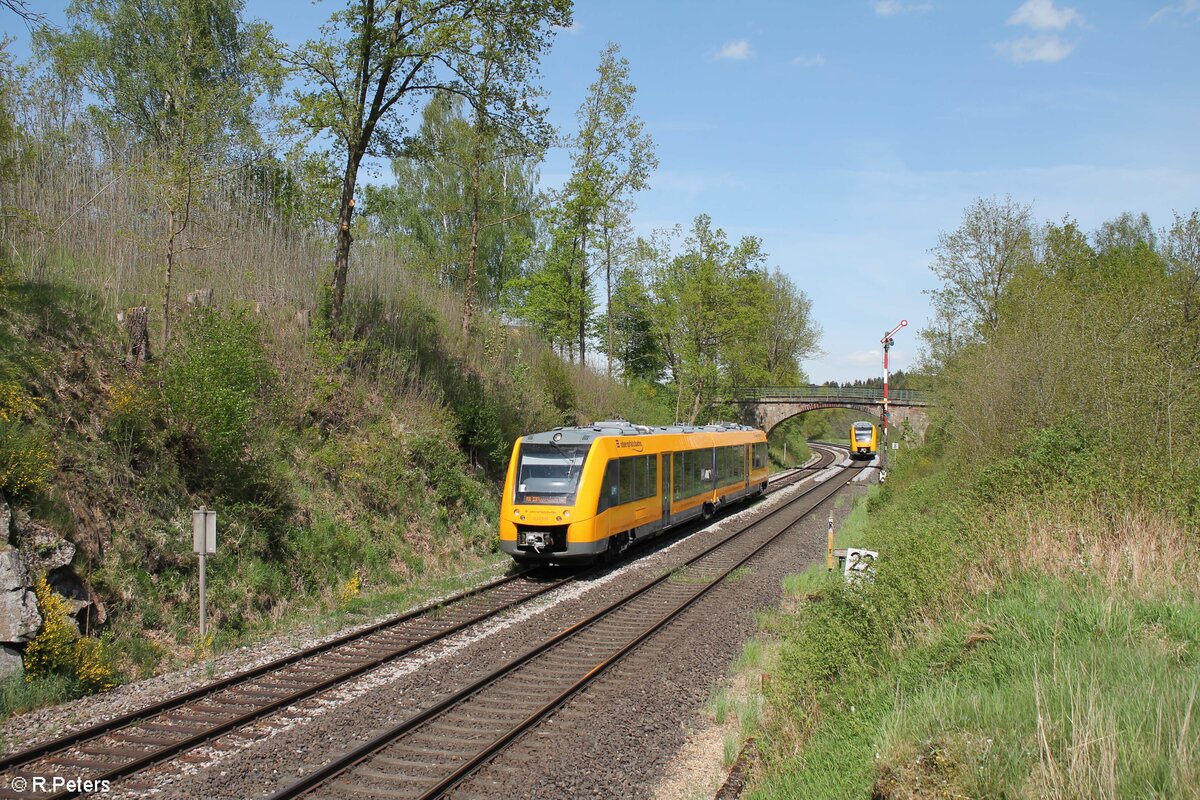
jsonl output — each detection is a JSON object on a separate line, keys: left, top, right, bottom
{"left": 514, "top": 443, "right": 591, "bottom": 505}
{"left": 854, "top": 425, "right": 874, "bottom": 443}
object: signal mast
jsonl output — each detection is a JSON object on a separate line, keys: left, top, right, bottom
{"left": 880, "top": 319, "right": 907, "bottom": 481}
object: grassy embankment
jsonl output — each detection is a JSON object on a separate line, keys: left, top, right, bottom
{"left": 0, "top": 265, "right": 665, "bottom": 718}
{"left": 732, "top": 209, "right": 1200, "bottom": 798}
{"left": 743, "top": 425, "right": 1200, "bottom": 798}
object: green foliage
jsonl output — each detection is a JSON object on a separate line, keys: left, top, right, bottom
{"left": 364, "top": 92, "right": 540, "bottom": 308}
{"left": 766, "top": 414, "right": 812, "bottom": 469}
{"left": 0, "top": 378, "right": 53, "bottom": 500}
{"left": 930, "top": 204, "right": 1199, "bottom": 521}
{"left": 0, "top": 419, "right": 53, "bottom": 499}
{"left": 973, "top": 419, "right": 1104, "bottom": 503}
{"left": 0, "top": 672, "right": 79, "bottom": 721}
{"left": 158, "top": 310, "right": 270, "bottom": 487}
{"left": 43, "top": 0, "right": 274, "bottom": 152}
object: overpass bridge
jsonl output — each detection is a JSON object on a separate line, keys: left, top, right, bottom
{"left": 731, "top": 386, "right": 933, "bottom": 440}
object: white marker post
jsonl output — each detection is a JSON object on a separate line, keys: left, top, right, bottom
{"left": 192, "top": 507, "right": 217, "bottom": 638}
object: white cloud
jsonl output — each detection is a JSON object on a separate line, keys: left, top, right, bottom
{"left": 1148, "top": 0, "right": 1200, "bottom": 24}
{"left": 998, "top": 0, "right": 1082, "bottom": 63}
{"left": 871, "top": 0, "right": 933, "bottom": 15}
{"left": 791, "top": 54, "right": 827, "bottom": 67}
{"left": 996, "top": 34, "right": 1075, "bottom": 63}
{"left": 714, "top": 39, "right": 753, "bottom": 60}
{"left": 845, "top": 349, "right": 884, "bottom": 367}
{"left": 1007, "top": 0, "right": 1084, "bottom": 30}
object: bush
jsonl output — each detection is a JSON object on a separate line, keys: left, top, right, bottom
{"left": 159, "top": 311, "right": 271, "bottom": 488}
{"left": 22, "top": 576, "right": 117, "bottom": 693}
{"left": 973, "top": 419, "right": 1104, "bottom": 504}
{"left": 0, "top": 420, "right": 53, "bottom": 499}
{"left": 22, "top": 577, "right": 76, "bottom": 680}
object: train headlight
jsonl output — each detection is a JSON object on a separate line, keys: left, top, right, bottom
{"left": 552, "top": 432, "right": 562, "bottom": 442}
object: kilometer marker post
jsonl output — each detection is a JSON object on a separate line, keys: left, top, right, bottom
{"left": 192, "top": 507, "right": 217, "bottom": 639}
{"left": 826, "top": 512, "right": 835, "bottom": 572}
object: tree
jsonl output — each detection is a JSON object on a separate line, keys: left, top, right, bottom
{"left": 648, "top": 215, "right": 766, "bottom": 423}
{"left": 557, "top": 42, "right": 656, "bottom": 364}
{"left": 1, "top": 1, "right": 50, "bottom": 27}
{"left": 515, "top": 204, "right": 587, "bottom": 358}
{"left": 284, "top": 0, "right": 569, "bottom": 329}
{"left": 733, "top": 268, "right": 819, "bottom": 385}
{"left": 44, "top": 0, "right": 276, "bottom": 348}
{"left": 602, "top": 254, "right": 663, "bottom": 383}
{"left": 923, "top": 195, "right": 1033, "bottom": 365}
{"left": 367, "top": 89, "right": 542, "bottom": 332}
{"left": 1094, "top": 211, "right": 1155, "bottom": 254}
{"left": 1040, "top": 216, "right": 1094, "bottom": 281}
{"left": 1162, "top": 211, "right": 1200, "bottom": 368}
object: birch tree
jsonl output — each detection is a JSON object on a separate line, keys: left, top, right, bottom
{"left": 283, "top": 0, "right": 569, "bottom": 330}
{"left": 45, "top": 0, "right": 275, "bottom": 348}
{"left": 557, "top": 42, "right": 656, "bottom": 363}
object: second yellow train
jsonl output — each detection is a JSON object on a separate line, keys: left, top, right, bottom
{"left": 850, "top": 420, "right": 878, "bottom": 459}
{"left": 499, "top": 421, "right": 770, "bottom": 565}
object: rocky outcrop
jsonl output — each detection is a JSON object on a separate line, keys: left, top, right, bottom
{"left": 0, "top": 547, "right": 41, "bottom": 643}
{"left": 0, "top": 644, "right": 23, "bottom": 679}
{"left": 16, "top": 518, "right": 76, "bottom": 576}
{"left": 0, "top": 490, "right": 42, "bottom": 647}
{"left": 0, "top": 493, "right": 10, "bottom": 551}
{"left": 0, "top": 489, "right": 103, "bottom": 648}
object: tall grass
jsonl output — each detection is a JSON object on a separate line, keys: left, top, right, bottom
{"left": 753, "top": 431, "right": 1200, "bottom": 799}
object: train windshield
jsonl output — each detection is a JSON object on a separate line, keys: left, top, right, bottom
{"left": 854, "top": 424, "right": 874, "bottom": 443}
{"left": 514, "top": 443, "right": 591, "bottom": 505}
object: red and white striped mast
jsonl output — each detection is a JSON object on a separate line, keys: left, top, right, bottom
{"left": 880, "top": 319, "right": 907, "bottom": 479}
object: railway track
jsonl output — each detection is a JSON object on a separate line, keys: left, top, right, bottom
{"left": 267, "top": 455, "right": 863, "bottom": 800}
{"left": 0, "top": 573, "right": 577, "bottom": 800}
{"left": 0, "top": 444, "right": 844, "bottom": 800}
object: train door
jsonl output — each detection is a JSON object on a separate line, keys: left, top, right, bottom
{"left": 661, "top": 452, "right": 672, "bottom": 526}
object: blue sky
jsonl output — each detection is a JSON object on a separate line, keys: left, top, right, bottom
{"left": 9, "top": 1, "right": 1199, "bottom": 382}
{"left": 530, "top": 0, "right": 1200, "bottom": 381}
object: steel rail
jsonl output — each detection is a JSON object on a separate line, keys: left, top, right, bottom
{"left": 0, "top": 444, "right": 844, "bottom": 800}
{"left": 267, "top": 455, "right": 860, "bottom": 800}
{"left": 0, "top": 570, "right": 573, "bottom": 800}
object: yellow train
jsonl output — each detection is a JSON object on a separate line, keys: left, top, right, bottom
{"left": 850, "top": 421, "right": 878, "bottom": 459}
{"left": 499, "top": 421, "right": 770, "bottom": 565}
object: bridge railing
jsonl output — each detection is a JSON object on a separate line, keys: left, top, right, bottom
{"left": 731, "top": 386, "right": 932, "bottom": 404}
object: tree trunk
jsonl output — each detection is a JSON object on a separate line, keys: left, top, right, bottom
{"left": 162, "top": 207, "right": 175, "bottom": 351}
{"left": 605, "top": 226, "right": 613, "bottom": 378}
{"left": 578, "top": 226, "right": 588, "bottom": 365}
{"left": 125, "top": 306, "right": 150, "bottom": 367}
{"left": 330, "top": 149, "right": 364, "bottom": 328}
{"left": 462, "top": 132, "right": 482, "bottom": 335}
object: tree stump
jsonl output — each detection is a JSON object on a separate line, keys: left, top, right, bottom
{"left": 122, "top": 306, "right": 150, "bottom": 366}
{"left": 185, "top": 288, "right": 213, "bottom": 308}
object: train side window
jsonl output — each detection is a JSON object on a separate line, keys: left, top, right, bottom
{"left": 752, "top": 442, "right": 767, "bottom": 469}
{"left": 618, "top": 455, "right": 636, "bottom": 503}
{"left": 598, "top": 459, "right": 619, "bottom": 512}
{"left": 673, "top": 452, "right": 684, "bottom": 501}
{"left": 647, "top": 455, "right": 657, "bottom": 498}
